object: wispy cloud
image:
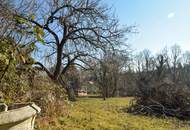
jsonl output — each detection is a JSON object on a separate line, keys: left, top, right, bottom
{"left": 168, "top": 12, "right": 175, "bottom": 19}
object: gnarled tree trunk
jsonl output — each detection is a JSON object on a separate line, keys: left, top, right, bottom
{"left": 66, "top": 87, "right": 76, "bottom": 101}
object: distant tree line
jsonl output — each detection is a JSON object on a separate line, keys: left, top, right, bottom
{"left": 83, "top": 44, "right": 190, "bottom": 119}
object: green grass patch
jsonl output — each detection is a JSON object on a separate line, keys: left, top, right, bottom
{"left": 37, "top": 97, "right": 190, "bottom": 130}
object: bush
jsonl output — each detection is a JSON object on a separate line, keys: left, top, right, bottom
{"left": 0, "top": 37, "right": 31, "bottom": 103}
{"left": 27, "top": 76, "right": 66, "bottom": 115}
{"left": 128, "top": 76, "right": 190, "bottom": 119}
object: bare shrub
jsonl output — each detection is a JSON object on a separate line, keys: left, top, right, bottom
{"left": 128, "top": 77, "right": 190, "bottom": 119}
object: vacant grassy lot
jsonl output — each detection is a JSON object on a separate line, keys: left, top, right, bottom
{"left": 37, "top": 97, "right": 190, "bottom": 130}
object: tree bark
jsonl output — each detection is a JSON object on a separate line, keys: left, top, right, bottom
{"left": 54, "top": 45, "right": 63, "bottom": 79}
{"left": 102, "top": 86, "right": 106, "bottom": 100}
{"left": 58, "top": 76, "right": 77, "bottom": 101}
{"left": 66, "top": 87, "right": 76, "bottom": 101}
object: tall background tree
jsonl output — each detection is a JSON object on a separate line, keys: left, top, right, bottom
{"left": 93, "top": 50, "right": 129, "bottom": 99}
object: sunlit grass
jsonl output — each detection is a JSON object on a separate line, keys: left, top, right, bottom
{"left": 37, "top": 97, "right": 190, "bottom": 130}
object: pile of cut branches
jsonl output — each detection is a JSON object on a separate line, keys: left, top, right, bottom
{"left": 128, "top": 78, "right": 190, "bottom": 119}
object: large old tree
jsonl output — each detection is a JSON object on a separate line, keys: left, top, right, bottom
{"left": 10, "top": 0, "right": 132, "bottom": 100}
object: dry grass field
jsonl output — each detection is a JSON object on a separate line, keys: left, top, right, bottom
{"left": 36, "top": 97, "right": 190, "bottom": 130}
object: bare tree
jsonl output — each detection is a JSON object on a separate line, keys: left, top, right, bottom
{"left": 180, "top": 51, "right": 190, "bottom": 82}
{"left": 12, "top": 0, "right": 132, "bottom": 100}
{"left": 134, "top": 52, "right": 143, "bottom": 73}
{"left": 182, "top": 51, "right": 190, "bottom": 65}
{"left": 171, "top": 44, "right": 181, "bottom": 82}
{"left": 93, "top": 50, "right": 128, "bottom": 99}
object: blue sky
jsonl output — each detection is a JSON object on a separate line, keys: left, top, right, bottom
{"left": 106, "top": 0, "right": 190, "bottom": 53}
